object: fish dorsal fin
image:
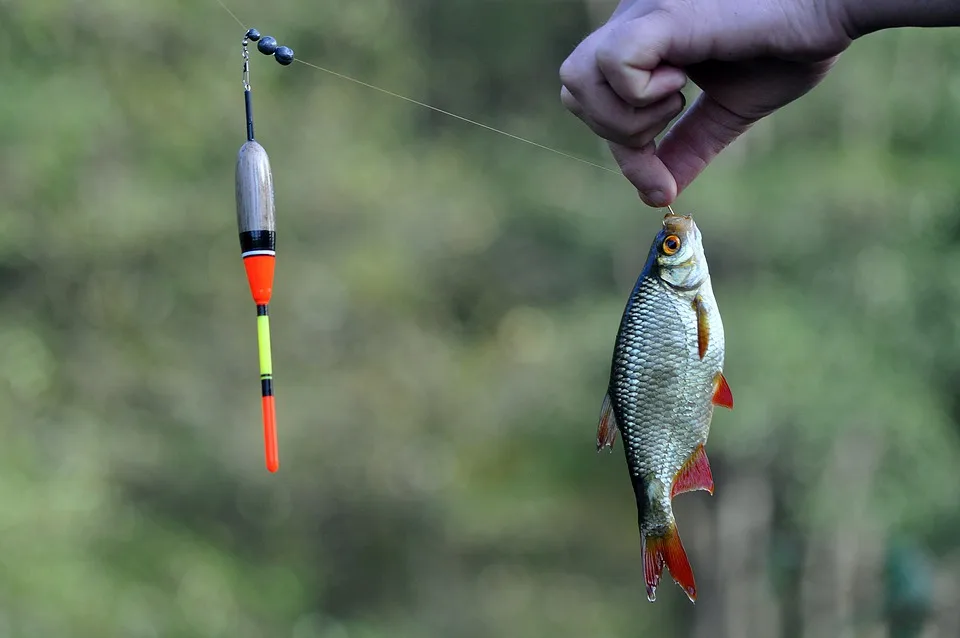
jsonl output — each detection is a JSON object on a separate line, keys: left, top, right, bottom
{"left": 712, "top": 372, "right": 734, "bottom": 409}
{"left": 671, "top": 444, "right": 714, "bottom": 498}
{"left": 596, "top": 392, "right": 619, "bottom": 452}
{"left": 693, "top": 295, "right": 709, "bottom": 360}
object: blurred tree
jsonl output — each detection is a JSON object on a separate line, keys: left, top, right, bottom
{"left": 0, "top": 0, "right": 958, "bottom": 637}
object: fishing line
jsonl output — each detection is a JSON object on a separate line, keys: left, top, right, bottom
{"left": 214, "top": 0, "right": 245, "bottom": 29}
{"left": 213, "top": 0, "right": 622, "bottom": 177}
{"left": 218, "top": 2, "right": 680, "bottom": 473}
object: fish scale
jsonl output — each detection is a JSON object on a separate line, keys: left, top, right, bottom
{"left": 614, "top": 270, "right": 723, "bottom": 515}
{"left": 596, "top": 212, "right": 733, "bottom": 604}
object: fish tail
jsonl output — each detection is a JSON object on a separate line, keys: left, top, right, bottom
{"left": 643, "top": 523, "right": 697, "bottom": 603}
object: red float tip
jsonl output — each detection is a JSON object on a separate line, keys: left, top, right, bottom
{"left": 262, "top": 395, "right": 279, "bottom": 472}
{"left": 244, "top": 254, "right": 276, "bottom": 306}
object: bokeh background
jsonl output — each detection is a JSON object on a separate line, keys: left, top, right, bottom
{"left": 3, "top": 0, "right": 960, "bottom": 636}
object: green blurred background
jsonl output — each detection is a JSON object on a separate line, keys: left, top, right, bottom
{"left": 3, "top": 0, "right": 960, "bottom": 636}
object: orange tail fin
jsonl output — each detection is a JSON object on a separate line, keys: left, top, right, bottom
{"left": 643, "top": 525, "right": 697, "bottom": 603}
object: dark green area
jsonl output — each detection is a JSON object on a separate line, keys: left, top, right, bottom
{"left": 1, "top": 1, "right": 959, "bottom": 636}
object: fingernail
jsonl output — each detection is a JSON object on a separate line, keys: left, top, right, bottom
{"left": 643, "top": 190, "right": 667, "bottom": 207}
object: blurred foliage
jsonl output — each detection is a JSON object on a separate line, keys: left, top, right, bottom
{"left": 1, "top": 0, "right": 960, "bottom": 636}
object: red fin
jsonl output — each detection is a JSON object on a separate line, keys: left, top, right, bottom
{"left": 694, "top": 296, "right": 709, "bottom": 360}
{"left": 643, "top": 525, "right": 697, "bottom": 603}
{"left": 596, "top": 392, "right": 618, "bottom": 452}
{"left": 671, "top": 444, "right": 714, "bottom": 498}
{"left": 712, "top": 372, "right": 733, "bottom": 409}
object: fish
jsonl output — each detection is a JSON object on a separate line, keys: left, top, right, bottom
{"left": 597, "top": 211, "right": 733, "bottom": 604}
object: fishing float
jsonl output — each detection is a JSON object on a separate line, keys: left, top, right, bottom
{"left": 234, "top": 28, "right": 294, "bottom": 473}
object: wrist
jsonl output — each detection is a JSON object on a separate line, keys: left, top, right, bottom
{"left": 839, "top": 0, "right": 960, "bottom": 39}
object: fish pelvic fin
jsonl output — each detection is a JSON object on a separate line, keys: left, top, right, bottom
{"left": 596, "top": 392, "right": 618, "bottom": 452}
{"left": 671, "top": 444, "right": 714, "bottom": 498}
{"left": 694, "top": 295, "right": 709, "bottom": 360}
{"left": 712, "top": 371, "right": 734, "bottom": 409}
{"left": 643, "top": 523, "right": 697, "bottom": 603}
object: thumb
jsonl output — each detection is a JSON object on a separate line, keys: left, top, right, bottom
{"left": 655, "top": 92, "right": 757, "bottom": 195}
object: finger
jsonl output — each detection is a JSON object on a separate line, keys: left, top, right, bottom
{"left": 562, "top": 77, "right": 646, "bottom": 145}
{"left": 560, "top": 85, "right": 582, "bottom": 116}
{"left": 563, "top": 87, "right": 686, "bottom": 148}
{"left": 596, "top": 13, "right": 685, "bottom": 107}
{"left": 635, "top": 90, "right": 686, "bottom": 137}
{"left": 608, "top": 140, "right": 678, "bottom": 207}
{"left": 655, "top": 92, "right": 757, "bottom": 195}
{"left": 620, "top": 92, "right": 686, "bottom": 147}
{"left": 599, "top": 61, "right": 687, "bottom": 108}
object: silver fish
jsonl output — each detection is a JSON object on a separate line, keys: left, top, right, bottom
{"left": 597, "top": 211, "right": 733, "bottom": 603}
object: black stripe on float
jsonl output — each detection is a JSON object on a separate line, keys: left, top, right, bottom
{"left": 239, "top": 230, "right": 276, "bottom": 253}
{"left": 261, "top": 378, "right": 274, "bottom": 397}
{"left": 256, "top": 304, "right": 268, "bottom": 316}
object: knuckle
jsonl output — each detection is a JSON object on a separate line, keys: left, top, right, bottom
{"left": 558, "top": 58, "right": 581, "bottom": 90}
{"left": 593, "top": 39, "right": 622, "bottom": 77}
{"left": 647, "top": 1, "right": 685, "bottom": 23}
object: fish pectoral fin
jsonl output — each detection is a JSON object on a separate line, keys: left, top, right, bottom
{"left": 643, "top": 524, "right": 697, "bottom": 603}
{"left": 671, "top": 444, "right": 714, "bottom": 498}
{"left": 711, "top": 372, "right": 734, "bottom": 409}
{"left": 694, "top": 295, "right": 709, "bottom": 360}
{"left": 596, "top": 392, "right": 619, "bottom": 452}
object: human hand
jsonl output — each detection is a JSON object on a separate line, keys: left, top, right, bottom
{"left": 559, "top": 0, "right": 854, "bottom": 207}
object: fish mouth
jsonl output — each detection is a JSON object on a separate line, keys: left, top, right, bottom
{"left": 662, "top": 212, "right": 694, "bottom": 235}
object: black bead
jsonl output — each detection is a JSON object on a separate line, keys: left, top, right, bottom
{"left": 274, "top": 46, "right": 295, "bottom": 66}
{"left": 257, "top": 36, "right": 278, "bottom": 55}
{"left": 245, "top": 28, "right": 261, "bottom": 41}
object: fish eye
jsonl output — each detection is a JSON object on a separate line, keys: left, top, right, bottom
{"left": 662, "top": 235, "right": 681, "bottom": 255}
